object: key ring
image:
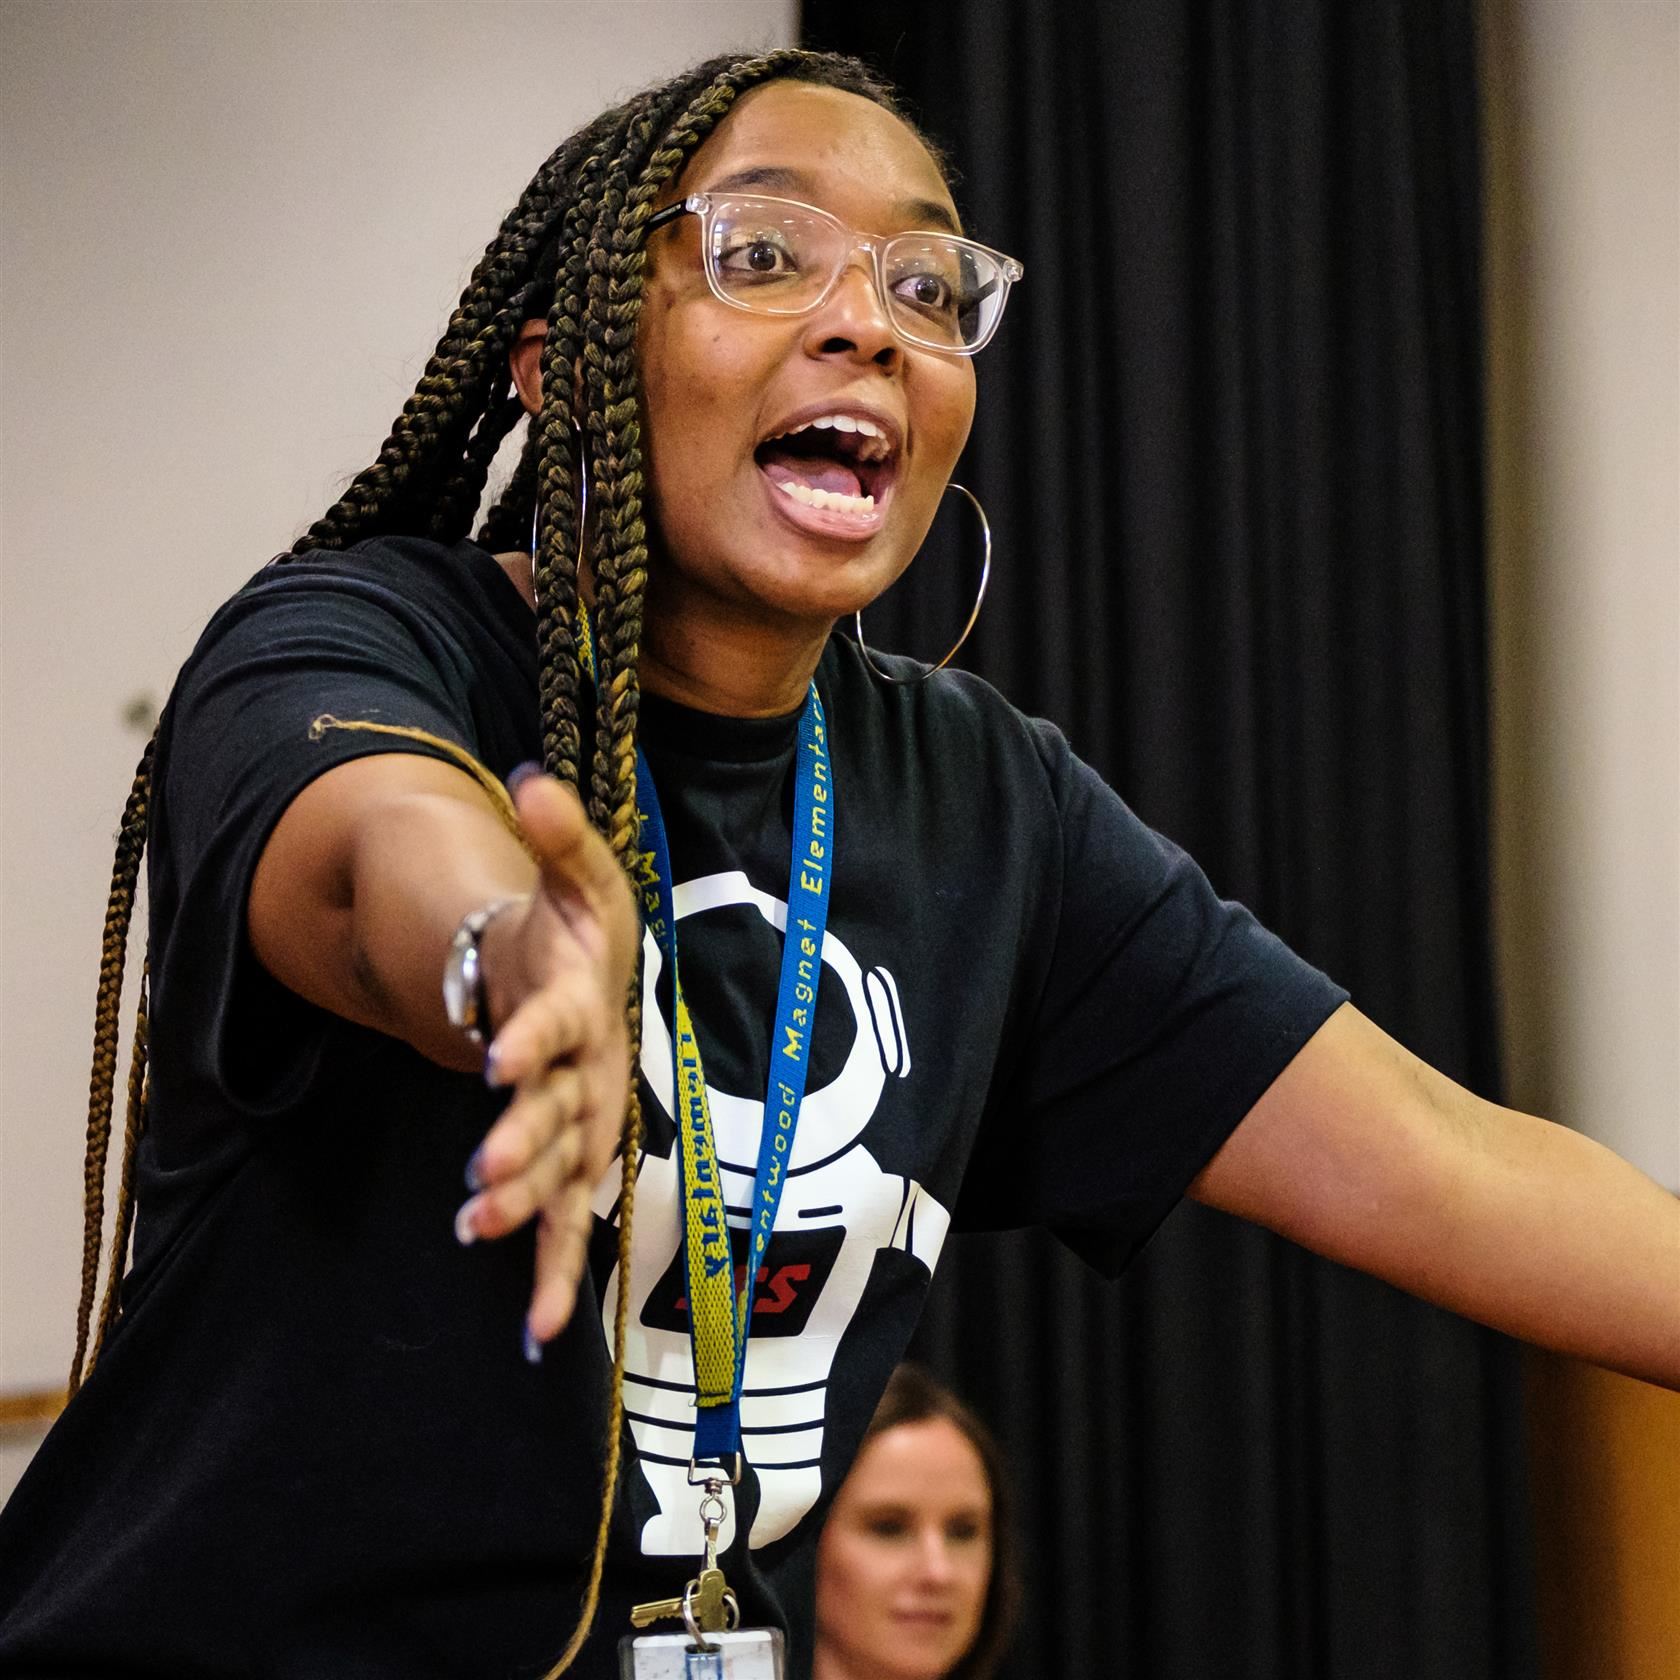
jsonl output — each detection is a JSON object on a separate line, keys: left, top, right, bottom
{"left": 681, "top": 1576, "right": 741, "bottom": 1647}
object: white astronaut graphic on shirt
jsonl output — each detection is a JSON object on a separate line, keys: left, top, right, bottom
{"left": 591, "top": 869, "right": 951, "bottom": 1557}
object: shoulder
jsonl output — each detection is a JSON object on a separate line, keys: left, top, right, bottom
{"left": 817, "top": 634, "right": 1078, "bottom": 802}
{"left": 219, "top": 535, "right": 523, "bottom": 626}
{"left": 817, "top": 640, "right": 1218, "bottom": 926}
{"left": 818, "top": 634, "right": 1062, "bottom": 756}
{"left": 179, "top": 535, "right": 533, "bottom": 684}
{"left": 157, "top": 535, "right": 539, "bottom": 797}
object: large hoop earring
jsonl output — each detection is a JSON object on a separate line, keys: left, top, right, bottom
{"left": 530, "top": 418, "right": 591, "bottom": 579}
{"left": 854, "top": 481, "right": 992, "bottom": 684}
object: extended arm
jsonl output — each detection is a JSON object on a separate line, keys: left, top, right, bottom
{"left": 249, "top": 752, "right": 638, "bottom": 1342}
{"left": 1190, "top": 1003, "right": 1680, "bottom": 1388}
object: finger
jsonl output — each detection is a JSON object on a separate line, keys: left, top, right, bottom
{"left": 485, "top": 974, "right": 607, "bottom": 1089}
{"left": 472, "top": 1077, "right": 591, "bottom": 1236}
{"left": 528, "top": 1177, "right": 596, "bottom": 1344}
{"left": 578, "top": 1061, "right": 631, "bottom": 1189}
{"left": 465, "top": 1122, "right": 586, "bottom": 1243}
{"left": 469, "top": 1061, "right": 592, "bottom": 1190}
{"left": 511, "top": 774, "right": 636, "bottom": 946}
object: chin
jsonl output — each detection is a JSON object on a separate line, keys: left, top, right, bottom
{"left": 737, "top": 546, "right": 908, "bottom": 629}
{"left": 650, "top": 484, "right": 920, "bottom": 634}
{"left": 873, "top": 1648, "right": 964, "bottom": 1680}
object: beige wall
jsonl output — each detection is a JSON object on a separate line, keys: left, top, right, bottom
{"left": 0, "top": 0, "right": 795, "bottom": 1498}
{"left": 1485, "top": 0, "right": 1679, "bottom": 1191}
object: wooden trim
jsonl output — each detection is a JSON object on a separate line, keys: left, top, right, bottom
{"left": 0, "top": 1388, "right": 66, "bottom": 1431}
{"left": 1527, "top": 1349, "right": 1680, "bottom": 1679}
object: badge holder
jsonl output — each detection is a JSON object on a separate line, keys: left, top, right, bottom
{"left": 623, "top": 1461, "right": 785, "bottom": 1679}
{"left": 618, "top": 1628, "right": 785, "bottom": 1680}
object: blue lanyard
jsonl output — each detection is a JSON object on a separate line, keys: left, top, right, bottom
{"left": 581, "top": 620, "right": 833, "bottom": 1462}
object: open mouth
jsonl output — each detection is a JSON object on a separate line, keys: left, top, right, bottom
{"left": 753, "top": 411, "right": 899, "bottom": 521}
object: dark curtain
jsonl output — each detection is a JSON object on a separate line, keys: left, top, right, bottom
{"left": 800, "top": 3, "right": 1536, "bottom": 1677}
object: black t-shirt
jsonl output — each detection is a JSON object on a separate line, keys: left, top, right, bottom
{"left": 0, "top": 538, "right": 1345, "bottom": 1677}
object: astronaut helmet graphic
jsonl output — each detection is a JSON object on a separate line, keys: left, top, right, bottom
{"left": 638, "top": 869, "right": 894, "bottom": 1167}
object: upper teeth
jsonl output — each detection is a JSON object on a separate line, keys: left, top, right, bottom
{"left": 768, "top": 413, "right": 892, "bottom": 462}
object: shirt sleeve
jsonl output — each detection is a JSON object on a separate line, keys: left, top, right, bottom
{"left": 148, "top": 559, "right": 493, "bottom": 1124}
{"left": 956, "top": 719, "right": 1348, "bottom": 1275}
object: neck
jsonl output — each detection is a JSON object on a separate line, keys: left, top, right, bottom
{"left": 809, "top": 1649, "right": 864, "bottom": 1680}
{"left": 812, "top": 1648, "right": 919, "bottom": 1680}
{"left": 499, "top": 547, "right": 830, "bottom": 718}
{"left": 638, "top": 594, "right": 829, "bottom": 719}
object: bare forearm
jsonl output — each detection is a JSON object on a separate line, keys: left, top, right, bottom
{"left": 342, "top": 790, "right": 536, "bottom": 1068}
{"left": 1194, "top": 1006, "right": 1680, "bottom": 1390}
{"left": 1396, "top": 1100, "right": 1679, "bottom": 1387}
{"left": 249, "top": 757, "right": 537, "bottom": 1070}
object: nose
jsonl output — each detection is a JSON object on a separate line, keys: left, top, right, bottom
{"left": 912, "top": 1528, "right": 958, "bottom": 1585}
{"left": 801, "top": 254, "right": 900, "bottom": 370}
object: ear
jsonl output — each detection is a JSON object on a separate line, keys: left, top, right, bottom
{"left": 510, "top": 323, "right": 589, "bottom": 419}
{"left": 509, "top": 320, "right": 547, "bottom": 416}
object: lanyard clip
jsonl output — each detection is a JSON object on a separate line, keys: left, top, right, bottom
{"left": 687, "top": 1453, "right": 742, "bottom": 1488}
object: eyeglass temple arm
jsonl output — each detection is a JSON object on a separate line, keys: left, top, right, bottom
{"left": 644, "top": 201, "right": 696, "bottom": 234}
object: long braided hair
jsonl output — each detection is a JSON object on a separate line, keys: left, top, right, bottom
{"left": 74, "top": 46, "right": 929, "bottom": 1671}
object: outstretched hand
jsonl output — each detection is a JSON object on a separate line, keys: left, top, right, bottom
{"left": 453, "top": 772, "right": 639, "bottom": 1352}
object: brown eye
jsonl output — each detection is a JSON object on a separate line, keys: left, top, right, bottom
{"left": 891, "top": 267, "right": 959, "bottom": 319}
{"left": 718, "top": 229, "right": 800, "bottom": 281}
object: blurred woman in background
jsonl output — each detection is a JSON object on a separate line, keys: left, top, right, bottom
{"left": 815, "top": 1366, "right": 1019, "bottom": 1680}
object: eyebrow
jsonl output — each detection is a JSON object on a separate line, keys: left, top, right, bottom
{"left": 701, "top": 165, "right": 963, "bottom": 235}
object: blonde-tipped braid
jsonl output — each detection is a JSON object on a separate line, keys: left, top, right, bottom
{"left": 70, "top": 734, "right": 154, "bottom": 1398}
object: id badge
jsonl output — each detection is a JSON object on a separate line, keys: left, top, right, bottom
{"left": 619, "top": 1628, "right": 785, "bottom": 1679}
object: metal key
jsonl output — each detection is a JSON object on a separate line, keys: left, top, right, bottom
{"left": 629, "top": 1593, "right": 686, "bottom": 1631}
{"left": 629, "top": 1568, "right": 739, "bottom": 1634}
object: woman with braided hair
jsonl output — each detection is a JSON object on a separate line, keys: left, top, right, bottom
{"left": 1, "top": 45, "right": 1676, "bottom": 1680}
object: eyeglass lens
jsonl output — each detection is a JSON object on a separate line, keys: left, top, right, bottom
{"left": 705, "top": 197, "right": 1009, "bottom": 351}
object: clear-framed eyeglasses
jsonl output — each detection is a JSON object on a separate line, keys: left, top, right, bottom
{"left": 645, "top": 192, "right": 1024, "bottom": 356}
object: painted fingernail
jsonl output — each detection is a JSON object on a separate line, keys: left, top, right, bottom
{"left": 523, "top": 1325, "right": 544, "bottom": 1366}
{"left": 454, "top": 1200, "right": 479, "bottom": 1246}
{"left": 464, "top": 1149, "right": 486, "bottom": 1193}
{"left": 484, "top": 1042, "right": 508, "bottom": 1089}
{"left": 506, "top": 761, "right": 542, "bottom": 796}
